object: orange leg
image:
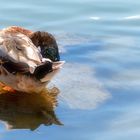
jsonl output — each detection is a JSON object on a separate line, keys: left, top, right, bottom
{"left": 3, "top": 86, "right": 15, "bottom": 92}
{"left": 0, "top": 82, "right": 15, "bottom": 93}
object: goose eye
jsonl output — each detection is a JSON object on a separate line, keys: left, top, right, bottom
{"left": 16, "top": 46, "right": 22, "bottom": 51}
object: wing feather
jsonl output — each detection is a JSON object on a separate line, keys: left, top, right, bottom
{"left": 0, "top": 49, "right": 29, "bottom": 73}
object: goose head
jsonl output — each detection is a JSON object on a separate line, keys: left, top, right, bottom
{"left": 30, "top": 31, "right": 60, "bottom": 62}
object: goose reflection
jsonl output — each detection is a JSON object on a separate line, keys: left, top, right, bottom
{"left": 0, "top": 86, "right": 62, "bottom": 130}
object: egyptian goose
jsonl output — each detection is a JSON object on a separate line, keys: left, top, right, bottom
{"left": 0, "top": 26, "right": 64, "bottom": 93}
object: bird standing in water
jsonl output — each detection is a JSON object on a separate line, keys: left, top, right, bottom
{"left": 0, "top": 26, "right": 64, "bottom": 93}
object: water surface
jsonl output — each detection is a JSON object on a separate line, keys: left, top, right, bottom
{"left": 0, "top": 0, "right": 140, "bottom": 140}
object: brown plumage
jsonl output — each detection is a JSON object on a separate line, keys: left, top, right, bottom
{"left": 3, "top": 26, "right": 33, "bottom": 36}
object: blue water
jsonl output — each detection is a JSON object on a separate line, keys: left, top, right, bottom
{"left": 0, "top": 0, "right": 140, "bottom": 139}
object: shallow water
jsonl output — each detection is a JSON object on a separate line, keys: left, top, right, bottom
{"left": 0, "top": 0, "right": 140, "bottom": 139}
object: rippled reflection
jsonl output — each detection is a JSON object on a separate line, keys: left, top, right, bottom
{"left": 53, "top": 63, "right": 111, "bottom": 110}
{"left": 0, "top": 86, "right": 62, "bottom": 130}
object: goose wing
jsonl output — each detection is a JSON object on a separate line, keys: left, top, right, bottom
{"left": 0, "top": 49, "right": 29, "bottom": 74}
